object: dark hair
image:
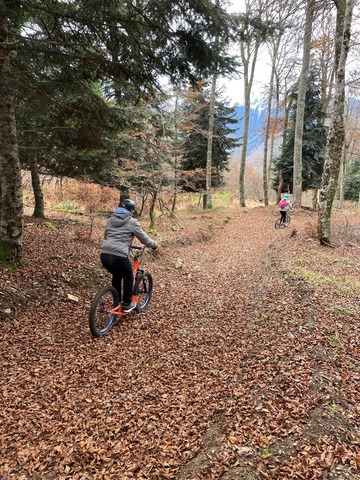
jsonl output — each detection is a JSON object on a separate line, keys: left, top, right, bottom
{"left": 119, "top": 198, "right": 136, "bottom": 212}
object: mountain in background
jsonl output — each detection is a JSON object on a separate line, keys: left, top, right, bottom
{"left": 232, "top": 96, "right": 360, "bottom": 157}
{"left": 232, "top": 102, "right": 268, "bottom": 156}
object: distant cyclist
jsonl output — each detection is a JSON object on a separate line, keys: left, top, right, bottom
{"left": 279, "top": 193, "right": 292, "bottom": 224}
{"left": 100, "top": 199, "right": 158, "bottom": 312}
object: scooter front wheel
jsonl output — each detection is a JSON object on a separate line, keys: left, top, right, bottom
{"left": 89, "top": 286, "right": 119, "bottom": 337}
{"left": 134, "top": 272, "right": 153, "bottom": 312}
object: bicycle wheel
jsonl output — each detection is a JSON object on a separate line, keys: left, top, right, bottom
{"left": 134, "top": 272, "right": 153, "bottom": 312}
{"left": 275, "top": 218, "right": 281, "bottom": 229}
{"left": 89, "top": 286, "right": 119, "bottom": 337}
{"left": 284, "top": 214, "right": 291, "bottom": 227}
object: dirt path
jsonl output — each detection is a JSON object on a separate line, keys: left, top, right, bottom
{"left": 153, "top": 208, "right": 283, "bottom": 479}
{"left": 0, "top": 207, "right": 359, "bottom": 479}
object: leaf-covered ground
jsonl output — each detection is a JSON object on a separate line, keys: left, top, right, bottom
{"left": 0, "top": 206, "right": 359, "bottom": 480}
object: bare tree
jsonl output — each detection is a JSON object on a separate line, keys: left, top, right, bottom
{"left": 235, "top": 0, "right": 268, "bottom": 207}
{"left": 261, "top": 0, "right": 299, "bottom": 206}
{"left": 318, "top": 0, "right": 356, "bottom": 244}
{"left": 292, "top": 0, "right": 317, "bottom": 208}
{"left": 312, "top": 6, "right": 337, "bottom": 112}
{"left": 266, "top": 24, "right": 300, "bottom": 202}
{"left": 262, "top": 31, "right": 281, "bottom": 206}
{"left": 204, "top": 70, "right": 217, "bottom": 209}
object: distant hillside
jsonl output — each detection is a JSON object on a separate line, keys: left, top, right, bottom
{"left": 232, "top": 96, "right": 360, "bottom": 157}
{"left": 246, "top": 134, "right": 282, "bottom": 166}
{"left": 233, "top": 103, "right": 268, "bottom": 155}
{"left": 228, "top": 102, "right": 282, "bottom": 186}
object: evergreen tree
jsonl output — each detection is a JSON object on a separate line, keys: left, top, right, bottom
{"left": 181, "top": 89, "right": 239, "bottom": 192}
{"left": 344, "top": 161, "right": 360, "bottom": 201}
{"left": 0, "top": 0, "right": 234, "bottom": 261}
{"left": 272, "top": 68, "right": 327, "bottom": 193}
{"left": 16, "top": 80, "right": 121, "bottom": 181}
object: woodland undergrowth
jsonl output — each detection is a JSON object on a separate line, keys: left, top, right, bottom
{"left": 0, "top": 205, "right": 359, "bottom": 480}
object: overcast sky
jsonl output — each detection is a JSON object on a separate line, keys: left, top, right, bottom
{"left": 227, "top": 0, "right": 245, "bottom": 12}
{"left": 222, "top": 0, "right": 245, "bottom": 104}
{"left": 219, "top": 0, "right": 271, "bottom": 106}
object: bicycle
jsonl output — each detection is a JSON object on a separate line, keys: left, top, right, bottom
{"left": 89, "top": 245, "right": 153, "bottom": 337}
{"left": 275, "top": 213, "right": 291, "bottom": 229}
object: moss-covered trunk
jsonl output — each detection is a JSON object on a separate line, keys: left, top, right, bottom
{"left": 0, "top": 14, "right": 23, "bottom": 261}
{"left": 318, "top": 0, "right": 355, "bottom": 245}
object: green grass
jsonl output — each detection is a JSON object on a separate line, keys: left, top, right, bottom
{"left": 289, "top": 266, "right": 360, "bottom": 294}
{"left": 337, "top": 308, "right": 357, "bottom": 317}
{"left": 43, "top": 221, "right": 54, "bottom": 229}
{"left": 327, "top": 334, "right": 345, "bottom": 350}
{"left": 261, "top": 447, "right": 273, "bottom": 458}
{"left": 145, "top": 226, "right": 159, "bottom": 236}
{"left": 213, "top": 191, "right": 233, "bottom": 200}
{"left": 329, "top": 402, "right": 343, "bottom": 415}
{"left": 1, "top": 257, "right": 28, "bottom": 271}
{"left": 336, "top": 257, "right": 350, "bottom": 265}
{"left": 316, "top": 253, "right": 350, "bottom": 263}
{"left": 57, "top": 200, "right": 75, "bottom": 211}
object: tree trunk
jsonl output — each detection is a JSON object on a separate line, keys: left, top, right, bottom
{"left": 0, "top": 13, "right": 23, "bottom": 261}
{"left": 239, "top": 43, "right": 259, "bottom": 207}
{"left": 137, "top": 193, "right": 147, "bottom": 218}
{"left": 262, "top": 37, "right": 280, "bottom": 207}
{"left": 292, "top": 0, "right": 315, "bottom": 208}
{"left": 149, "top": 191, "right": 157, "bottom": 230}
{"left": 171, "top": 172, "right": 178, "bottom": 215}
{"left": 30, "top": 157, "right": 45, "bottom": 218}
{"left": 312, "top": 189, "right": 318, "bottom": 209}
{"left": 262, "top": 119, "right": 270, "bottom": 206}
{"left": 171, "top": 91, "right": 180, "bottom": 215}
{"left": 204, "top": 70, "right": 217, "bottom": 210}
{"left": 277, "top": 170, "right": 284, "bottom": 204}
{"left": 268, "top": 72, "right": 280, "bottom": 191}
{"left": 107, "top": 20, "right": 133, "bottom": 207}
{"left": 318, "top": 0, "right": 355, "bottom": 245}
{"left": 338, "top": 141, "right": 347, "bottom": 209}
{"left": 239, "top": 80, "right": 250, "bottom": 208}
{"left": 171, "top": 184, "right": 177, "bottom": 215}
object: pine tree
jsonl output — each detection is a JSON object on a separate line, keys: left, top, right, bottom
{"left": 0, "top": 0, "right": 234, "bottom": 261}
{"left": 181, "top": 88, "right": 239, "bottom": 193}
{"left": 272, "top": 68, "right": 327, "bottom": 193}
{"left": 344, "top": 161, "right": 360, "bottom": 202}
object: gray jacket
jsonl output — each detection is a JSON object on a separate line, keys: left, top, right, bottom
{"left": 101, "top": 207, "right": 158, "bottom": 257}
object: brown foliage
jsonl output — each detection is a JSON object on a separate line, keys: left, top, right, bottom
{"left": 0, "top": 206, "right": 359, "bottom": 479}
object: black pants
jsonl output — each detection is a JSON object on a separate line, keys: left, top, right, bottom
{"left": 280, "top": 210, "right": 287, "bottom": 223}
{"left": 100, "top": 253, "right": 133, "bottom": 305}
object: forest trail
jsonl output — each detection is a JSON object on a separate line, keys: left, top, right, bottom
{"left": 0, "top": 206, "right": 359, "bottom": 479}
